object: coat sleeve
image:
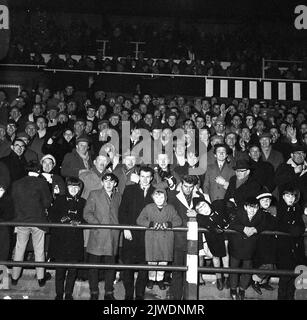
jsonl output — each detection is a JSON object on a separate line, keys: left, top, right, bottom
{"left": 118, "top": 187, "right": 130, "bottom": 224}
{"left": 83, "top": 192, "right": 100, "bottom": 224}
{"left": 229, "top": 210, "right": 245, "bottom": 233}
{"left": 136, "top": 206, "right": 151, "bottom": 227}
{"left": 202, "top": 170, "right": 210, "bottom": 197}
{"left": 168, "top": 206, "right": 182, "bottom": 227}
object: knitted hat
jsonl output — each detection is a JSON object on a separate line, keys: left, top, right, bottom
{"left": 256, "top": 187, "right": 272, "bottom": 200}
{"left": 40, "top": 154, "right": 56, "bottom": 167}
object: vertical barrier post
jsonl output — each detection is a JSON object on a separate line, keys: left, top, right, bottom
{"left": 185, "top": 217, "right": 199, "bottom": 300}
{"left": 262, "top": 57, "right": 265, "bottom": 79}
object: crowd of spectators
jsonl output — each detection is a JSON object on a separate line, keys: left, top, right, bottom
{"left": 2, "top": 12, "right": 307, "bottom": 79}
{"left": 0, "top": 81, "right": 307, "bottom": 300}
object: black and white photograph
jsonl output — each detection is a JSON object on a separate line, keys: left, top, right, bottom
{"left": 0, "top": 0, "right": 307, "bottom": 316}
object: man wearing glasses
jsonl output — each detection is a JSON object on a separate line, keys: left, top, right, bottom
{"left": 1, "top": 138, "right": 27, "bottom": 184}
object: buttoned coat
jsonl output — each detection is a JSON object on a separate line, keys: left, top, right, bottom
{"left": 83, "top": 188, "right": 121, "bottom": 256}
{"left": 136, "top": 203, "right": 182, "bottom": 261}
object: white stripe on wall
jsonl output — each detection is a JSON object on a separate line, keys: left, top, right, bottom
{"left": 263, "top": 82, "right": 272, "bottom": 100}
{"left": 249, "top": 81, "right": 257, "bottom": 99}
{"left": 293, "top": 83, "right": 301, "bottom": 101}
{"left": 220, "top": 79, "right": 228, "bottom": 98}
{"left": 234, "top": 80, "right": 243, "bottom": 98}
{"left": 205, "top": 79, "right": 214, "bottom": 97}
{"left": 278, "top": 82, "right": 286, "bottom": 100}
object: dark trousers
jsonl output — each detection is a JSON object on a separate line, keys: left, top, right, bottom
{"left": 55, "top": 268, "right": 77, "bottom": 296}
{"left": 122, "top": 256, "right": 148, "bottom": 300}
{"left": 229, "top": 256, "right": 252, "bottom": 290}
{"left": 169, "top": 248, "right": 187, "bottom": 300}
{"left": 88, "top": 253, "right": 115, "bottom": 295}
{"left": 277, "top": 261, "right": 296, "bottom": 300}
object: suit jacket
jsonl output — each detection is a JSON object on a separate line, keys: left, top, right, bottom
{"left": 203, "top": 160, "right": 235, "bottom": 202}
{"left": 118, "top": 183, "right": 155, "bottom": 262}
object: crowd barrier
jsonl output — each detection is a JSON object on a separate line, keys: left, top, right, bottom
{"left": 0, "top": 220, "right": 306, "bottom": 300}
{"left": 1, "top": 64, "right": 307, "bottom": 102}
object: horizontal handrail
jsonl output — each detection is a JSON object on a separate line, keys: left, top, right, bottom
{"left": 0, "top": 261, "right": 298, "bottom": 276}
{"left": 0, "top": 63, "right": 46, "bottom": 68}
{"left": 264, "top": 59, "right": 304, "bottom": 64}
{"left": 0, "top": 221, "right": 306, "bottom": 237}
{"left": 1, "top": 63, "right": 307, "bottom": 82}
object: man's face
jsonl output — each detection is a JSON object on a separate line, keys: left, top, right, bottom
{"left": 25, "top": 124, "right": 37, "bottom": 138}
{"left": 195, "top": 117, "right": 205, "bottom": 129}
{"left": 249, "top": 146, "right": 261, "bottom": 162}
{"left": 124, "top": 155, "right": 136, "bottom": 170}
{"left": 10, "top": 108, "right": 20, "bottom": 120}
{"left": 215, "top": 147, "right": 227, "bottom": 162}
{"left": 270, "top": 128, "right": 279, "bottom": 143}
{"left": 181, "top": 181, "right": 195, "bottom": 196}
{"left": 152, "top": 129, "right": 161, "bottom": 141}
{"left": 214, "top": 121, "right": 225, "bottom": 134}
{"left": 256, "top": 120, "right": 265, "bottom": 131}
{"left": 184, "top": 120, "right": 193, "bottom": 131}
{"left": 42, "top": 158, "right": 54, "bottom": 173}
{"left": 6, "top": 123, "right": 16, "bottom": 136}
{"left": 139, "top": 170, "right": 152, "bottom": 188}
{"left": 76, "top": 141, "right": 88, "bottom": 155}
{"left": 74, "top": 121, "right": 85, "bottom": 134}
{"left": 87, "top": 108, "right": 96, "bottom": 118}
{"left": 259, "top": 197, "right": 272, "bottom": 210}
{"left": 252, "top": 104, "right": 260, "bottom": 114}
{"left": 102, "top": 178, "right": 116, "bottom": 193}
{"left": 94, "top": 156, "right": 108, "bottom": 172}
{"left": 132, "top": 95, "right": 140, "bottom": 105}
{"left": 241, "top": 128, "right": 250, "bottom": 140}
{"left": 36, "top": 118, "right": 47, "bottom": 130}
{"left": 110, "top": 116, "right": 120, "bottom": 126}
{"left": 175, "top": 143, "right": 186, "bottom": 157}
{"left": 132, "top": 112, "right": 141, "bottom": 123}
{"left": 85, "top": 121, "right": 93, "bottom": 134}
{"left": 32, "top": 104, "right": 42, "bottom": 116}
{"left": 144, "top": 114, "right": 153, "bottom": 126}
{"left": 143, "top": 95, "right": 151, "bottom": 105}
{"left": 48, "top": 109, "right": 57, "bottom": 120}
{"left": 259, "top": 137, "right": 271, "bottom": 149}
{"left": 167, "top": 116, "right": 177, "bottom": 127}
{"left": 11, "top": 140, "right": 26, "bottom": 156}
{"left": 291, "top": 151, "right": 306, "bottom": 165}
{"left": 225, "top": 134, "right": 236, "bottom": 148}
{"left": 157, "top": 154, "right": 169, "bottom": 170}
{"left": 58, "top": 113, "right": 67, "bottom": 124}
{"left": 232, "top": 116, "right": 242, "bottom": 128}
{"left": 245, "top": 116, "right": 255, "bottom": 127}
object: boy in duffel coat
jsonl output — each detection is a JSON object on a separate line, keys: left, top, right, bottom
{"left": 136, "top": 183, "right": 182, "bottom": 290}
{"left": 228, "top": 197, "right": 266, "bottom": 300}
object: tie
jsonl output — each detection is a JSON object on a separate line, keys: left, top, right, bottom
{"left": 142, "top": 187, "right": 148, "bottom": 198}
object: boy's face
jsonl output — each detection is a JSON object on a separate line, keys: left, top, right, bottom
{"left": 68, "top": 185, "right": 80, "bottom": 197}
{"left": 244, "top": 204, "right": 259, "bottom": 216}
{"left": 102, "top": 178, "right": 116, "bottom": 193}
{"left": 259, "top": 197, "right": 271, "bottom": 210}
{"left": 195, "top": 201, "right": 211, "bottom": 216}
{"left": 283, "top": 193, "right": 296, "bottom": 206}
{"left": 152, "top": 191, "right": 165, "bottom": 207}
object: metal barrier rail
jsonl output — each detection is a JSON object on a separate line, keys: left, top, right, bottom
{"left": 1, "top": 221, "right": 306, "bottom": 237}
{"left": 1, "top": 220, "right": 305, "bottom": 299}
{"left": 0, "top": 261, "right": 299, "bottom": 277}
